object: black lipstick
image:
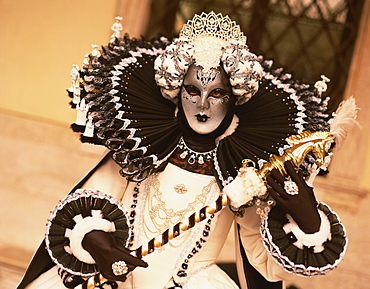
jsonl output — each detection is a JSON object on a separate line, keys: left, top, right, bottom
{"left": 196, "top": 113, "right": 210, "bottom": 122}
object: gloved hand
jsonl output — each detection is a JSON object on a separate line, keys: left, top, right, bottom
{"left": 266, "top": 161, "right": 321, "bottom": 234}
{"left": 82, "top": 230, "right": 148, "bottom": 282}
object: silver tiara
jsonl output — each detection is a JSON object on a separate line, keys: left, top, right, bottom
{"left": 179, "top": 11, "right": 247, "bottom": 44}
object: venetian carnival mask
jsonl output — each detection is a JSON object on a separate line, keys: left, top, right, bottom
{"left": 181, "top": 65, "right": 233, "bottom": 134}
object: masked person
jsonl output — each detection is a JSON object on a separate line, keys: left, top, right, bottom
{"left": 18, "top": 12, "right": 352, "bottom": 289}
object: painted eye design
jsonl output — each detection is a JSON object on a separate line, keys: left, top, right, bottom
{"left": 184, "top": 85, "right": 200, "bottom": 96}
{"left": 209, "top": 88, "right": 228, "bottom": 99}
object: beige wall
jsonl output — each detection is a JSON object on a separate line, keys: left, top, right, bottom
{"left": 1, "top": 1, "right": 370, "bottom": 288}
{"left": 0, "top": 0, "right": 118, "bottom": 272}
{"left": 0, "top": 0, "right": 150, "bottom": 286}
{"left": 0, "top": 0, "right": 150, "bottom": 124}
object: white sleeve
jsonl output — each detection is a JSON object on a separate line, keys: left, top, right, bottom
{"left": 235, "top": 206, "right": 293, "bottom": 283}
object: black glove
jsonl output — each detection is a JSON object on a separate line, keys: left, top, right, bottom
{"left": 266, "top": 161, "right": 321, "bottom": 234}
{"left": 82, "top": 230, "right": 148, "bottom": 282}
{"left": 57, "top": 268, "right": 87, "bottom": 288}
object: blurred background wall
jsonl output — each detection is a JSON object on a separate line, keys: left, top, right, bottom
{"left": 1, "top": 0, "right": 370, "bottom": 288}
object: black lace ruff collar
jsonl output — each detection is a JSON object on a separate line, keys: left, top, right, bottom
{"left": 69, "top": 36, "right": 330, "bottom": 186}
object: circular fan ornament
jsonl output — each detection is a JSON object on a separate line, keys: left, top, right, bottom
{"left": 45, "top": 189, "right": 130, "bottom": 277}
{"left": 260, "top": 202, "right": 348, "bottom": 277}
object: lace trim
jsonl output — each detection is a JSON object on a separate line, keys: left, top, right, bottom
{"left": 261, "top": 202, "right": 348, "bottom": 277}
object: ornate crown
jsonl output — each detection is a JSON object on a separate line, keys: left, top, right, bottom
{"left": 179, "top": 11, "right": 247, "bottom": 44}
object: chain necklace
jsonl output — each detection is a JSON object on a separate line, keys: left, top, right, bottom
{"left": 178, "top": 137, "right": 217, "bottom": 165}
{"left": 143, "top": 173, "right": 216, "bottom": 240}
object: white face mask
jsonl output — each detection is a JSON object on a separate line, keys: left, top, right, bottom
{"left": 181, "top": 65, "right": 233, "bottom": 134}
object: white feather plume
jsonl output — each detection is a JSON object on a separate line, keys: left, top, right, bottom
{"left": 329, "top": 97, "right": 359, "bottom": 147}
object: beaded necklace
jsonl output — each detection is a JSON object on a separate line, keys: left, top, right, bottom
{"left": 178, "top": 137, "right": 217, "bottom": 165}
